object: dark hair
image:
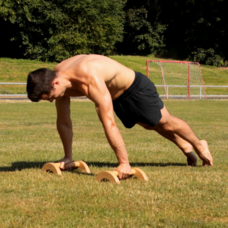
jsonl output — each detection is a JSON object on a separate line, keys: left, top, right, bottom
{"left": 27, "top": 68, "right": 57, "bottom": 102}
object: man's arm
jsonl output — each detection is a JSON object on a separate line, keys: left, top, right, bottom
{"left": 55, "top": 96, "right": 73, "bottom": 169}
{"left": 85, "top": 71, "right": 132, "bottom": 179}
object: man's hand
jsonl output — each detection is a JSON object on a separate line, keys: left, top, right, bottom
{"left": 58, "top": 157, "right": 74, "bottom": 170}
{"left": 113, "top": 163, "right": 132, "bottom": 180}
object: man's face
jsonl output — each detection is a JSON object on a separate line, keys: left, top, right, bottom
{"left": 41, "top": 79, "right": 64, "bottom": 102}
{"left": 41, "top": 89, "right": 57, "bottom": 102}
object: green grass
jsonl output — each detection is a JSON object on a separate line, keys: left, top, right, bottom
{"left": 0, "top": 100, "right": 227, "bottom": 227}
{"left": 0, "top": 56, "right": 228, "bottom": 226}
{"left": 0, "top": 58, "right": 56, "bottom": 94}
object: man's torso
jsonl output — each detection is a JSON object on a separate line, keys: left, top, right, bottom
{"left": 55, "top": 54, "right": 135, "bottom": 100}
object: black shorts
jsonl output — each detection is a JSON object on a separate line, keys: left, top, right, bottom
{"left": 113, "top": 71, "right": 164, "bottom": 128}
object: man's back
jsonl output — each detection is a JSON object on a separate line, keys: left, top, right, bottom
{"left": 55, "top": 54, "right": 135, "bottom": 100}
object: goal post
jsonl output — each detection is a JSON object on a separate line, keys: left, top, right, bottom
{"left": 146, "top": 60, "right": 207, "bottom": 99}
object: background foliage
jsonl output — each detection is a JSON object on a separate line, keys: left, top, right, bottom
{"left": 158, "top": 0, "right": 228, "bottom": 66}
{"left": 0, "top": 0, "right": 227, "bottom": 65}
{"left": 116, "top": 0, "right": 166, "bottom": 56}
{"left": 0, "top": 0, "right": 124, "bottom": 62}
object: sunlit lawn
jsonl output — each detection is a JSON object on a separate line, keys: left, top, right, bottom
{"left": 0, "top": 56, "right": 227, "bottom": 227}
{"left": 0, "top": 99, "right": 227, "bottom": 227}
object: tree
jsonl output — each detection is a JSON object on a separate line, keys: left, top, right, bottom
{"left": 0, "top": 0, "right": 125, "bottom": 61}
{"left": 159, "top": 0, "right": 228, "bottom": 66}
{"left": 185, "top": 0, "right": 228, "bottom": 66}
{"left": 116, "top": 0, "right": 166, "bottom": 56}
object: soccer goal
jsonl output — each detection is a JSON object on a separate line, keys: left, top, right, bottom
{"left": 146, "top": 60, "right": 207, "bottom": 99}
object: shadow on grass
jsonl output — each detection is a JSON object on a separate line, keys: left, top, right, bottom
{"left": 0, "top": 161, "right": 46, "bottom": 172}
{"left": 86, "top": 161, "right": 187, "bottom": 168}
{"left": 0, "top": 161, "right": 94, "bottom": 176}
{"left": 0, "top": 160, "right": 187, "bottom": 173}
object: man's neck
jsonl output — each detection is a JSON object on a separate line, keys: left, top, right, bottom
{"left": 57, "top": 73, "right": 72, "bottom": 89}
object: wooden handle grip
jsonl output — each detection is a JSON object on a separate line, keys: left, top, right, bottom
{"left": 96, "top": 168, "right": 148, "bottom": 184}
{"left": 41, "top": 161, "right": 91, "bottom": 175}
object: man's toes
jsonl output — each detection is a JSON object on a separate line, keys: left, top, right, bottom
{"left": 187, "top": 158, "right": 197, "bottom": 166}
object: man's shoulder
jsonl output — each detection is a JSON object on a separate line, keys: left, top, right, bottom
{"left": 54, "top": 55, "right": 88, "bottom": 72}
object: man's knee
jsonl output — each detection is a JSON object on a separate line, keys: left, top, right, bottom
{"left": 155, "top": 121, "right": 174, "bottom": 133}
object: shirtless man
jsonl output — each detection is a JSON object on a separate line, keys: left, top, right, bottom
{"left": 26, "top": 54, "right": 213, "bottom": 179}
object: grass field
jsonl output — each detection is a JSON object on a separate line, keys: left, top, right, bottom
{"left": 0, "top": 56, "right": 228, "bottom": 227}
{"left": 0, "top": 99, "right": 227, "bottom": 227}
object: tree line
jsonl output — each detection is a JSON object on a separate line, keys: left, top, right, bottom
{"left": 0, "top": 0, "right": 227, "bottom": 66}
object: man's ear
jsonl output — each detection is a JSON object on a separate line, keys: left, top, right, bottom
{"left": 52, "top": 78, "right": 60, "bottom": 87}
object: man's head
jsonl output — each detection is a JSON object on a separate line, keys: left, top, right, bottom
{"left": 27, "top": 68, "right": 57, "bottom": 102}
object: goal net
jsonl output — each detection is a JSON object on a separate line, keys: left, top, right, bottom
{"left": 146, "top": 60, "right": 207, "bottom": 99}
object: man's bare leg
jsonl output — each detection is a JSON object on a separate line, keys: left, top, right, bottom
{"left": 138, "top": 122, "right": 197, "bottom": 166}
{"left": 138, "top": 105, "right": 213, "bottom": 166}
{"left": 155, "top": 130, "right": 198, "bottom": 166}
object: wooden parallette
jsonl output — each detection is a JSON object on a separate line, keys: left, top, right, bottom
{"left": 41, "top": 161, "right": 91, "bottom": 175}
{"left": 96, "top": 168, "right": 148, "bottom": 184}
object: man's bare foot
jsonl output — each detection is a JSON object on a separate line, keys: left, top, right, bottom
{"left": 198, "top": 140, "right": 213, "bottom": 166}
{"left": 182, "top": 144, "right": 197, "bottom": 166}
{"left": 185, "top": 152, "right": 197, "bottom": 166}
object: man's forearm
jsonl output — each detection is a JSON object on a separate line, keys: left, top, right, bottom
{"left": 103, "top": 124, "right": 129, "bottom": 165}
{"left": 57, "top": 123, "right": 73, "bottom": 160}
